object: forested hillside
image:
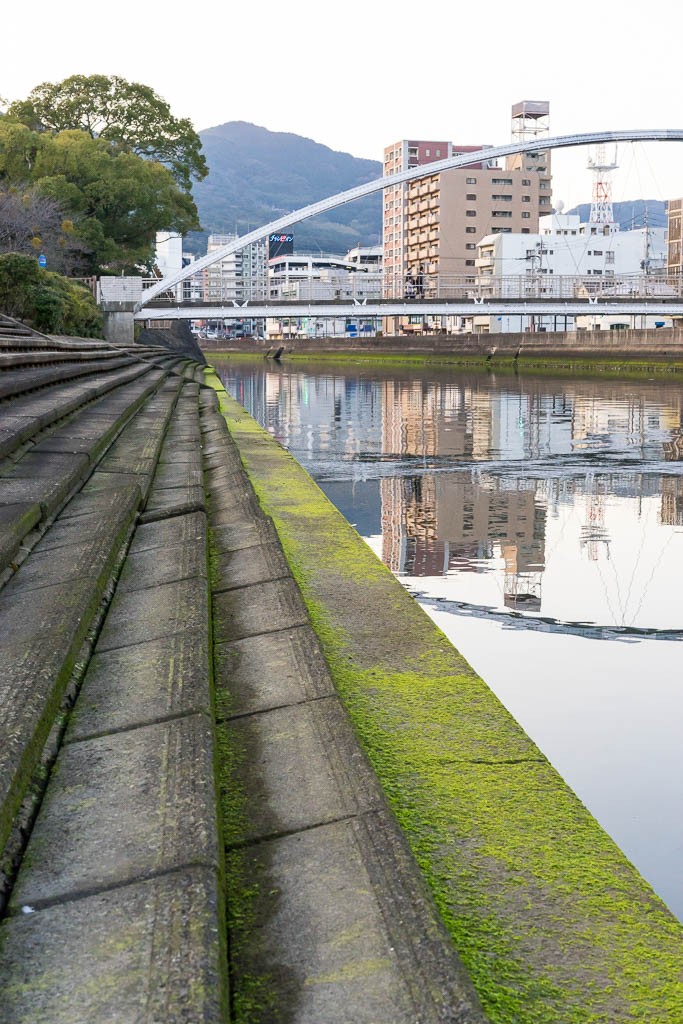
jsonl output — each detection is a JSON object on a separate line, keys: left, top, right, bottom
{"left": 188, "top": 121, "right": 383, "bottom": 254}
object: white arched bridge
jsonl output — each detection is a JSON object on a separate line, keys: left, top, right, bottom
{"left": 136, "top": 128, "right": 683, "bottom": 321}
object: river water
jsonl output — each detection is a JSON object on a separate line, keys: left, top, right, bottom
{"left": 216, "top": 358, "right": 683, "bottom": 923}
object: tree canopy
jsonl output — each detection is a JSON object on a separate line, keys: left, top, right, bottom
{"left": 8, "top": 75, "right": 207, "bottom": 192}
{"left": 0, "top": 78, "right": 206, "bottom": 273}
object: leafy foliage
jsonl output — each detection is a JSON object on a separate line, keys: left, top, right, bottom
{"left": 0, "top": 185, "right": 89, "bottom": 274}
{"left": 0, "top": 120, "right": 201, "bottom": 273}
{"left": 9, "top": 75, "right": 207, "bottom": 192}
{"left": 0, "top": 252, "right": 102, "bottom": 335}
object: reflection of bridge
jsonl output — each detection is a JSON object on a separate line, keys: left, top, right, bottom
{"left": 137, "top": 127, "right": 683, "bottom": 319}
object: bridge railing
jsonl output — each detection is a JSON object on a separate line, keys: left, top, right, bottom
{"left": 141, "top": 271, "right": 683, "bottom": 306}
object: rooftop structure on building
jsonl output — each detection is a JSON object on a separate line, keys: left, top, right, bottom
{"left": 268, "top": 250, "right": 382, "bottom": 302}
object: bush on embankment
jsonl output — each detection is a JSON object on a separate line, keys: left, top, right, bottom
{"left": 0, "top": 252, "right": 103, "bottom": 337}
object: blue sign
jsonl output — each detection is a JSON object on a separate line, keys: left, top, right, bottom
{"left": 38, "top": 254, "right": 47, "bottom": 268}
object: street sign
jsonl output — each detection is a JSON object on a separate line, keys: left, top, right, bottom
{"left": 38, "top": 254, "right": 47, "bottom": 268}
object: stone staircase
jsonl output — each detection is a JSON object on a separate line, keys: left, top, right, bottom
{"left": 0, "top": 320, "right": 490, "bottom": 1024}
{"left": 0, "top": 322, "right": 228, "bottom": 1022}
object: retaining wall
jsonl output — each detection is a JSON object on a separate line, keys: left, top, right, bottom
{"left": 201, "top": 328, "right": 683, "bottom": 363}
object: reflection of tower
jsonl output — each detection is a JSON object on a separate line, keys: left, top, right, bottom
{"left": 499, "top": 493, "right": 546, "bottom": 611}
{"left": 580, "top": 493, "right": 611, "bottom": 560}
{"left": 661, "top": 477, "right": 683, "bottom": 525}
{"left": 587, "top": 145, "right": 618, "bottom": 225}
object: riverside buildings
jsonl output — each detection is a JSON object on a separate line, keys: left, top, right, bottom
{"left": 382, "top": 101, "right": 552, "bottom": 302}
{"left": 474, "top": 210, "right": 668, "bottom": 332}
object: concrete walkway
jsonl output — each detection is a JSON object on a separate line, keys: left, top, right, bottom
{"left": 0, "top": 321, "right": 486, "bottom": 1023}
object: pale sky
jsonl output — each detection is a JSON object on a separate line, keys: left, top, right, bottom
{"left": 3, "top": 0, "right": 682, "bottom": 214}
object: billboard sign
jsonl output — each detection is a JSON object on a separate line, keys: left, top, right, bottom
{"left": 269, "top": 233, "right": 294, "bottom": 258}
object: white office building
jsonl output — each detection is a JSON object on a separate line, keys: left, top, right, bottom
{"left": 473, "top": 212, "right": 668, "bottom": 332}
{"left": 266, "top": 247, "right": 383, "bottom": 339}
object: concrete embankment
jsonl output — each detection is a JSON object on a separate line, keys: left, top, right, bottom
{"left": 0, "top": 317, "right": 681, "bottom": 1023}
{"left": 207, "top": 370, "right": 683, "bottom": 1023}
{"left": 203, "top": 327, "right": 683, "bottom": 372}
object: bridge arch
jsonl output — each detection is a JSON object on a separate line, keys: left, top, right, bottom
{"left": 140, "top": 128, "right": 683, "bottom": 307}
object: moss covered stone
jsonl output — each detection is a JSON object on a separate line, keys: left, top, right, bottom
{"left": 205, "top": 367, "right": 683, "bottom": 1023}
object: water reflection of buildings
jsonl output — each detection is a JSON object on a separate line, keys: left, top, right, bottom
{"left": 224, "top": 367, "right": 683, "bottom": 616}
{"left": 376, "top": 378, "right": 683, "bottom": 612}
{"left": 381, "top": 475, "right": 546, "bottom": 608}
{"left": 661, "top": 477, "right": 683, "bottom": 526}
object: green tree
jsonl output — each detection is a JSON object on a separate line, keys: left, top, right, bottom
{"left": 33, "top": 130, "right": 199, "bottom": 271}
{"left": 0, "top": 123, "right": 201, "bottom": 272}
{"left": 0, "top": 184, "right": 89, "bottom": 274}
{"left": 0, "top": 252, "right": 102, "bottom": 335}
{"left": 9, "top": 75, "right": 207, "bottom": 192}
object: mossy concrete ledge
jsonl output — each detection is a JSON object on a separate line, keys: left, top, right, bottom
{"left": 204, "top": 368, "right": 683, "bottom": 1024}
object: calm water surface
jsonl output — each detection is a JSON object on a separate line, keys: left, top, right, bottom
{"left": 217, "top": 359, "right": 683, "bottom": 922}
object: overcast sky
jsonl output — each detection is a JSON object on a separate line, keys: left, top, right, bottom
{"left": 3, "top": 0, "right": 682, "bottom": 217}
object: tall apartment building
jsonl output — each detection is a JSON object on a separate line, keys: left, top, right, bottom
{"left": 203, "top": 234, "right": 268, "bottom": 302}
{"left": 667, "top": 198, "right": 682, "bottom": 277}
{"left": 382, "top": 102, "right": 552, "bottom": 298}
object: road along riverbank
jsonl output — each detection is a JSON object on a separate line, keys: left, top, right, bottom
{"left": 206, "top": 367, "right": 683, "bottom": 1023}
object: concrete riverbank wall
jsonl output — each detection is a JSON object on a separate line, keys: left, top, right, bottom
{"left": 207, "top": 369, "right": 683, "bottom": 1022}
{"left": 201, "top": 327, "right": 683, "bottom": 365}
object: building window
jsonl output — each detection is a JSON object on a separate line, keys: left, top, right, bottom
{"left": 466, "top": 193, "right": 477, "bottom": 201}
{"left": 491, "top": 227, "right": 512, "bottom": 234}
{"left": 465, "top": 259, "right": 475, "bottom": 266}
{"left": 466, "top": 226, "right": 477, "bottom": 233}
{"left": 606, "top": 251, "right": 615, "bottom": 263}
{"left": 466, "top": 210, "right": 477, "bottom": 217}
{"left": 425, "top": 148, "right": 430, "bottom": 156}
{"left": 593, "top": 250, "right": 603, "bottom": 256}
{"left": 522, "top": 212, "right": 531, "bottom": 219}
{"left": 522, "top": 178, "right": 531, "bottom": 186}
{"left": 436, "top": 149, "right": 441, "bottom": 157}
{"left": 491, "top": 194, "right": 512, "bottom": 201}
{"left": 522, "top": 195, "right": 531, "bottom": 202}
{"left": 466, "top": 243, "right": 476, "bottom": 250}
{"left": 492, "top": 210, "right": 512, "bottom": 218}
{"left": 522, "top": 228, "right": 530, "bottom": 234}
{"left": 491, "top": 178, "right": 513, "bottom": 185}
{"left": 466, "top": 177, "right": 477, "bottom": 184}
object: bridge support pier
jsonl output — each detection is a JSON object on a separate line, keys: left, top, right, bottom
{"left": 99, "top": 277, "right": 143, "bottom": 346}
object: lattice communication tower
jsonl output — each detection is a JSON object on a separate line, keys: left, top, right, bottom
{"left": 587, "top": 145, "right": 618, "bottom": 224}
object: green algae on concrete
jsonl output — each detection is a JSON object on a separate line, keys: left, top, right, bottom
{"left": 205, "top": 349, "right": 683, "bottom": 381}
{"left": 204, "top": 368, "right": 683, "bottom": 1023}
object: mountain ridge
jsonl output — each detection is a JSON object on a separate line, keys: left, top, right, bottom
{"left": 187, "top": 122, "right": 668, "bottom": 254}
{"left": 187, "top": 121, "right": 383, "bottom": 254}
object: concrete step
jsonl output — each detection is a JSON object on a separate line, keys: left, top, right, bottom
{"left": 198, "top": 392, "right": 487, "bottom": 1024}
{"left": 0, "top": 482, "right": 141, "bottom": 856}
{"left": 0, "top": 368, "right": 174, "bottom": 575}
{"left": 0, "top": 355, "right": 138, "bottom": 402}
{"left": 0, "top": 360, "right": 158, "bottom": 460}
{"left": 0, "top": 373, "right": 227, "bottom": 1023}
